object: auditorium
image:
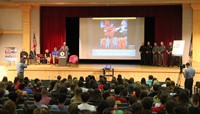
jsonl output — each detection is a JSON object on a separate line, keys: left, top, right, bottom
{"left": 0, "top": 0, "right": 200, "bottom": 114}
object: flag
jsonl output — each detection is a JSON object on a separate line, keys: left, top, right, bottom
{"left": 189, "top": 34, "right": 193, "bottom": 57}
{"left": 33, "top": 33, "right": 37, "bottom": 51}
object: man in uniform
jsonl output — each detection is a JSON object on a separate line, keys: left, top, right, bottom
{"left": 145, "top": 41, "right": 152, "bottom": 65}
{"left": 158, "top": 42, "right": 166, "bottom": 66}
{"left": 152, "top": 42, "right": 159, "bottom": 66}
{"left": 166, "top": 42, "right": 174, "bottom": 67}
{"left": 139, "top": 42, "right": 146, "bottom": 65}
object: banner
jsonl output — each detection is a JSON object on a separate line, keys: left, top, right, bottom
{"left": 5, "top": 47, "right": 17, "bottom": 62}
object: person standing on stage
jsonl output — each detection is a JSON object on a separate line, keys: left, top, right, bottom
{"left": 17, "top": 58, "right": 27, "bottom": 79}
{"left": 184, "top": 63, "right": 195, "bottom": 97}
{"left": 152, "top": 42, "right": 159, "bottom": 66}
{"left": 29, "top": 48, "right": 37, "bottom": 64}
{"left": 158, "top": 42, "right": 166, "bottom": 66}
{"left": 145, "top": 41, "right": 152, "bottom": 65}
{"left": 166, "top": 42, "right": 174, "bottom": 67}
{"left": 139, "top": 42, "right": 146, "bottom": 65}
{"left": 60, "top": 42, "right": 70, "bottom": 61}
{"left": 52, "top": 47, "right": 58, "bottom": 64}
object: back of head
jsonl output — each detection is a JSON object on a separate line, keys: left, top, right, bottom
{"left": 102, "top": 107, "right": 115, "bottom": 114}
{"left": 34, "top": 93, "right": 42, "bottom": 102}
{"left": 8, "top": 91, "right": 18, "bottom": 102}
{"left": 81, "top": 92, "right": 90, "bottom": 103}
{"left": 174, "top": 106, "right": 190, "bottom": 114}
{"left": 142, "top": 97, "right": 153, "bottom": 110}
{"left": 186, "top": 62, "right": 190, "bottom": 67}
{"left": 41, "top": 87, "right": 48, "bottom": 95}
{"left": 57, "top": 93, "right": 66, "bottom": 104}
{"left": 57, "top": 75, "right": 61, "bottom": 81}
{"left": 165, "top": 99, "right": 177, "bottom": 114}
{"left": 0, "top": 88, "right": 5, "bottom": 98}
{"left": 148, "top": 75, "right": 153, "bottom": 80}
{"left": 2, "top": 99, "right": 16, "bottom": 114}
{"left": 68, "top": 103, "right": 79, "bottom": 113}
{"left": 131, "top": 102, "right": 143, "bottom": 113}
{"left": 159, "top": 91, "right": 169, "bottom": 105}
{"left": 75, "top": 87, "right": 83, "bottom": 96}
{"left": 33, "top": 108, "right": 50, "bottom": 114}
{"left": 106, "top": 96, "right": 115, "bottom": 107}
{"left": 114, "top": 85, "right": 121, "bottom": 95}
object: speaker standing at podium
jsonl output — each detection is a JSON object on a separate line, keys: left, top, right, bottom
{"left": 60, "top": 42, "right": 69, "bottom": 61}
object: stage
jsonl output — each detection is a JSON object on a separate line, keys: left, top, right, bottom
{"left": 0, "top": 63, "right": 199, "bottom": 87}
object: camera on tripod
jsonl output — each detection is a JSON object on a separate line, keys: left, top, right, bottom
{"left": 179, "top": 64, "right": 185, "bottom": 73}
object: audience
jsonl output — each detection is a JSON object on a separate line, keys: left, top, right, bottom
{"left": 50, "top": 93, "right": 68, "bottom": 111}
{"left": 78, "top": 92, "right": 96, "bottom": 112}
{"left": 0, "top": 74, "right": 199, "bottom": 114}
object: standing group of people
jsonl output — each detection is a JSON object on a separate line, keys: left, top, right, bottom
{"left": 139, "top": 41, "right": 174, "bottom": 67}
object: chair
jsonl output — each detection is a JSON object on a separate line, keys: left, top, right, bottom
{"left": 17, "top": 109, "right": 24, "bottom": 114}
{"left": 50, "top": 110, "right": 67, "bottom": 114}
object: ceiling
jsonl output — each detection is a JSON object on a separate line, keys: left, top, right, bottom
{"left": 0, "top": 0, "right": 199, "bottom": 8}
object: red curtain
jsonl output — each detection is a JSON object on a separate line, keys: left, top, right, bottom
{"left": 40, "top": 18, "right": 66, "bottom": 53}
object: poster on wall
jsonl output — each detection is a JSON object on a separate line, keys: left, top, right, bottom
{"left": 5, "top": 47, "right": 17, "bottom": 62}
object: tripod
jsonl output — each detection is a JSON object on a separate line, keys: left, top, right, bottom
{"left": 176, "top": 64, "right": 184, "bottom": 86}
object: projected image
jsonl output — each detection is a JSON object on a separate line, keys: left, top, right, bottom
{"left": 100, "top": 20, "right": 128, "bottom": 49}
{"left": 79, "top": 17, "right": 144, "bottom": 60}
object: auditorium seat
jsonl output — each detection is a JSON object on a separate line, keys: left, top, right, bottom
{"left": 50, "top": 110, "right": 67, "bottom": 114}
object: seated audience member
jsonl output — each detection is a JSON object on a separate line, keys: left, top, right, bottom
{"left": 23, "top": 80, "right": 32, "bottom": 93}
{"left": 71, "top": 87, "right": 82, "bottom": 103}
{"left": 34, "top": 93, "right": 48, "bottom": 108}
{"left": 189, "top": 93, "right": 200, "bottom": 114}
{"left": 0, "top": 82, "right": 9, "bottom": 95}
{"left": 151, "top": 91, "right": 168, "bottom": 113}
{"left": 97, "top": 100, "right": 109, "bottom": 114}
{"left": 52, "top": 47, "right": 58, "bottom": 64}
{"left": 50, "top": 93, "right": 68, "bottom": 111}
{"left": 8, "top": 91, "right": 17, "bottom": 103}
{"left": 149, "top": 84, "right": 160, "bottom": 97}
{"left": 78, "top": 110, "right": 93, "bottom": 114}
{"left": 2, "top": 100, "right": 17, "bottom": 114}
{"left": 131, "top": 102, "right": 143, "bottom": 114}
{"left": 177, "top": 89, "right": 192, "bottom": 109}
{"left": 102, "top": 107, "right": 116, "bottom": 114}
{"left": 88, "top": 88, "right": 103, "bottom": 106}
{"left": 112, "top": 85, "right": 127, "bottom": 103}
{"left": 98, "top": 77, "right": 106, "bottom": 90}
{"left": 16, "top": 82, "right": 27, "bottom": 95}
{"left": 78, "top": 92, "right": 96, "bottom": 112}
{"left": 6, "top": 81, "right": 15, "bottom": 92}
{"left": 34, "top": 108, "right": 50, "bottom": 114}
{"left": 2, "top": 76, "right": 8, "bottom": 83}
{"left": 45, "top": 49, "right": 51, "bottom": 64}
{"left": 142, "top": 97, "right": 153, "bottom": 111}
{"left": 67, "top": 103, "right": 79, "bottom": 114}
{"left": 162, "top": 99, "right": 177, "bottom": 114}
{"left": 78, "top": 81, "right": 88, "bottom": 93}
{"left": 174, "top": 106, "right": 190, "bottom": 114}
{"left": 106, "top": 96, "right": 116, "bottom": 108}
{"left": 41, "top": 87, "right": 52, "bottom": 105}
{"left": 146, "top": 75, "right": 153, "bottom": 87}
{"left": 0, "top": 88, "right": 5, "bottom": 105}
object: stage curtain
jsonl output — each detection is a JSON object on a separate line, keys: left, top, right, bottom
{"left": 40, "top": 17, "right": 66, "bottom": 54}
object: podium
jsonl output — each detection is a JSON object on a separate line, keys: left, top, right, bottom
{"left": 58, "top": 51, "right": 67, "bottom": 66}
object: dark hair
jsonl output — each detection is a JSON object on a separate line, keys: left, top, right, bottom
{"left": 78, "top": 110, "right": 92, "bottom": 114}
{"left": 131, "top": 102, "right": 143, "bottom": 114}
{"left": 148, "top": 75, "right": 153, "bottom": 79}
{"left": 174, "top": 106, "right": 190, "bottom": 114}
{"left": 81, "top": 92, "right": 90, "bottom": 102}
{"left": 159, "top": 91, "right": 169, "bottom": 104}
{"left": 102, "top": 91, "right": 110, "bottom": 100}
{"left": 138, "top": 91, "right": 147, "bottom": 100}
{"left": 78, "top": 81, "right": 84, "bottom": 87}
{"left": 141, "top": 97, "right": 153, "bottom": 110}
{"left": 0, "top": 88, "right": 5, "bottom": 98}
{"left": 34, "top": 93, "right": 42, "bottom": 102}
{"left": 186, "top": 62, "right": 190, "bottom": 67}
{"left": 57, "top": 75, "right": 61, "bottom": 80}
{"left": 8, "top": 91, "right": 18, "bottom": 102}
{"left": 165, "top": 99, "right": 177, "bottom": 114}
{"left": 122, "top": 88, "right": 128, "bottom": 97}
{"left": 14, "top": 77, "right": 19, "bottom": 84}
{"left": 2, "top": 76, "right": 8, "bottom": 82}
{"left": 34, "top": 78, "right": 40, "bottom": 84}
{"left": 18, "top": 82, "right": 25, "bottom": 90}
{"left": 79, "top": 76, "right": 84, "bottom": 82}
{"left": 153, "top": 84, "right": 160, "bottom": 91}
{"left": 114, "top": 85, "right": 121, "bottom": 95}
{"left": 97, "top": 100, "right": 109, "bottom": 114}
{"left": 128, "top": 96, "right": 137, "bottom": 105}
{"left": 141, "top": 78, "right": 146, "bottom": 85}
{"left": 57, "top": 93, "right": 66, "bottom": 104}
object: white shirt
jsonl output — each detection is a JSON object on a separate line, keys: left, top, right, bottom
{"left": 78, "top": 103, "right": 96, "bottom": 112}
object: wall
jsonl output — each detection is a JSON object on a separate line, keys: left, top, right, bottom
{"left": 0, "top": 9, "right": 22, "bottom": 65}
{"left": 31, "top": 7, "right": 40, "bottom": 54}
{"left": 182, "top": 6, "right": 192, "bottom": 64}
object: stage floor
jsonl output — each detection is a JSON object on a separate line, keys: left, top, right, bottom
{"left": 1, "top": 63, "right": 200, "bottom": 87}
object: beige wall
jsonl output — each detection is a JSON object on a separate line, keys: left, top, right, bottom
{"left": 182, "top": 6, "right": 192, "bottom": 64}
{"left": 31, "top": 7, "right": 40, "bottom": 54}
{"left": 0, "top": 9, "right": 23, "bottom": 64}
